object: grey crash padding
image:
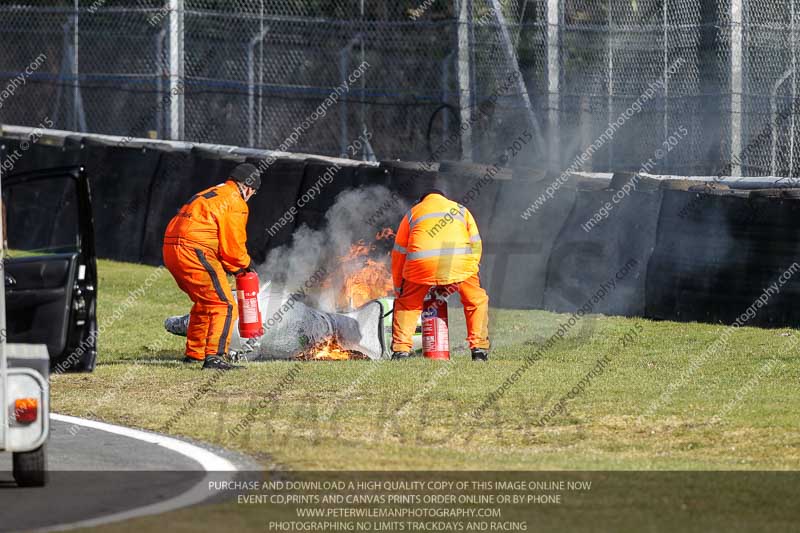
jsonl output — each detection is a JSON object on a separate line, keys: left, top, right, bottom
{"left": 164, "top": 295, "right": 389, "bottom": 361}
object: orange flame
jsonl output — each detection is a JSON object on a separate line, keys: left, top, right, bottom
{"left": 298, "top": 336, "right": 367, "bottom": 361}
{"left": 320, "top": 230, "right": 394, "bottom": 311}
{"left": 341, "top": 260, "right": 392, "bottom": 309}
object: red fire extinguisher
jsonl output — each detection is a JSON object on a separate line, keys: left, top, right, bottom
{"left": 236, "top": 272, "right": 264, "bottom": 338}
{"left": 422, "top": 286, "right": 450, "bottom": 360}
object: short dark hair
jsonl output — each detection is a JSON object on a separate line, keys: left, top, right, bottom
{"left": 230, "top": 163, "right": 261, "bottom": 191}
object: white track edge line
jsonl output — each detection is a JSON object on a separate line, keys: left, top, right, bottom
{"left": 29, "top": 413, "right": 239, "bottom": 532}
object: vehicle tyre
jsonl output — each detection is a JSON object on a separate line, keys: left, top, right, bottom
{"left": 13, "top": 445, "right": 47, "bottom": 487}
{"left": 79, "top": 316, "right": 98, "bottom": 372}
{"left": 58, "top": 317, "right": 97, "bottom": 373}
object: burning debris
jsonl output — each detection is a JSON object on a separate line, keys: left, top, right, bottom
{"left": 296, "top": 336, "right": 369, "bottom": 361}
{"left": 165, "top": 296, "right": 388, "bottom": 362}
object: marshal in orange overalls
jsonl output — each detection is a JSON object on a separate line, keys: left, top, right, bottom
{"left": 163, "top": 180, "right": 252, "bottom": 361}
{"left": 391, "top": 191, "right": 490, "bottom": 353}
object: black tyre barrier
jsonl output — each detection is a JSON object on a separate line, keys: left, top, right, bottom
{"left": 733, "top": 193, "right": 800, "bottom": 326}
{"left": 80, "top": 140, "right": 162, "bottom": 262}
{"left": 7, "top": 132, "right": 800, "bottom": 327}
{"left": 140, "top": 148, "right": 253, "bottom": 264}
{"left": 511, "top": 165, "right": 550, "bottom": 182}
{"left": 543, "top": 175, "right": 661, "bottom": 317}
{"left": 140, "top": 150, "right": 196, "bottom": 264}
{"left": 646, "top": 185, "right": 800, "bottom": 327}
{"left": 439, "top": 162, "right": 554, "bottom": 309}
{"left": 353, "top": 164, "right": 391, "bottom": 189}
{"left": 247, "top": 157, "right": 308, "bottom": 263}
{"left": 378, "top": 160, "right": 439, "bottom": 203}
{"left": 438, "top": 160, "right": 513, "bottom": 182}
{"left": 1, "top": 139, "right": 81, "bottom": 175}
{"left": 188, "top": 148, "right": 243, "bottom": 190}
{"left": 292, "top": 162, "right": 357, "bottom": 231}
{"left": 436, "top": 160, "right": 503, "bottom": 233}
{"left": 484, "top": 175, "right": 589, "bottom": 309}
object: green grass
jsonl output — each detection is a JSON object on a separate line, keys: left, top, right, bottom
{"left": 50, "top": 259, "right": 800, "bottom": 531}
{"left": 55, "top": 259, "right": 800, "bottom": 471}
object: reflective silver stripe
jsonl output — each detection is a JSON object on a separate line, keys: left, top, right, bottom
{"left": 407, "top": 247, "right": 475, "bottom": 260}
{"left": 393, "top": 243, "right": 408, "bottom": 254}
{"left": 469, "top": 234, "right": 482, "bottom": 243}
{"left": 410, "top": 211, "right": 446, "bottom": 229}
{"left": 405, "top": 209, "right": 414, "bottom": 229}
{"left": 412, "top": 211, "right": 465, "bottom": 230}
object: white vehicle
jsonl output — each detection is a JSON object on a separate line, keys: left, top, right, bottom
{"left": 0, "top": 167, "right": 47, "bottom": 486}
{"left": 0, "top": 342, "right": 49, "bottom": 487}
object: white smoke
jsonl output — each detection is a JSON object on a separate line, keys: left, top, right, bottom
{"left": 257, "top": 185, "right": 408, "bottom": 312}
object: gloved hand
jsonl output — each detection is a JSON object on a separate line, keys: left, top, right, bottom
{"left": 234, "top": 264, "right": 256, "bottom": 277}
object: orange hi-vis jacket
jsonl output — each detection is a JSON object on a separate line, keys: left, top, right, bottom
{"left": 164, "top": 180, "right": 252, "bottom": 273}
{"left": 391, "top": 193, "right": 482, "bottom": 290}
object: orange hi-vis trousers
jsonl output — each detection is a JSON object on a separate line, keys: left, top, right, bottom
{"left": 392, "top": 272, "right": 490, "bottom": 353}
{"left": 163, "top": 242, "right": 238, "bottom": 361}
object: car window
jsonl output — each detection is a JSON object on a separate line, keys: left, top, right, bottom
{"left": 2, "top": 177, "right": 80, "bottom": 257}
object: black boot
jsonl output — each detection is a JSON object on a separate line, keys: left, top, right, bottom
{"left": 471, "top": 348, "right": 489, "bottom": 362}
{"left": 202, "top": 354, "right": 243, "bottom": 370}
{"left": 183, "top": 356, "right": 202, "bottom": 364}
{"left": 391, "top": 351, "right": 411, "bottom": 360}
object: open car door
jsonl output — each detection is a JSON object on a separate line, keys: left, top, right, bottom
{"left": 3, "top": 167, "right": 98, "bottom": 372}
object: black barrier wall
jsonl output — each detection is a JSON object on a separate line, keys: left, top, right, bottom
{"left": 5, "top": 134, "right": 800, "bottom": 327}
{"left": 648, "top": 185, "right": 800, "bottom": 327}
{"left": 543, "top": 174, "right": 661, "bottom": 317}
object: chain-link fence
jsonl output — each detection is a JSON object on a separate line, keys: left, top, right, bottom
{"left": 0, "top": 0, "right": 799, "bottom": 176}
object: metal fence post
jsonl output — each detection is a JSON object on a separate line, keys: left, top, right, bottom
{"left": 156, "top": 28, "right": 167, "bottom": 139}
{"left": 731, "top": 0, "right": 744, "bottom": 176}
{"left": 359, "top": 0, "right": 367, "bottom": 152}
{"left": 169, "top": 0, "right": 185, "bottom": 141}
{"left": 258, "top": 0, "right": 265, "bottom": 147}
{"left": 791, "top": 0, "right": 796, "bottom": 177}
{"left": 663, "top": 0, "right": 669, "bottom": 161}
{"left": 339, "top": 34, "right": 362, "bottom": 158}
{"left": 771, "top": 68, "right": 793, "bottom": 176}
{"left": 73, "top": 0, "right": 80, "bottom": 132}
{"left": 0, "top": 157, "right": 7, "bottom": 452}
{"left": 547, "top": 0, "right": 561, "bottom": 172}
{"left": 248, "top": 26, "right": 270, "bottom": 147}
{"left": 457, "top": 0, "right": 473, "bottom": 162}
{"left": 607, "top": 5, "right": 614, "bottom": 168}
{"left": 57, "top": 10, "right": 86, "bottom": 133}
